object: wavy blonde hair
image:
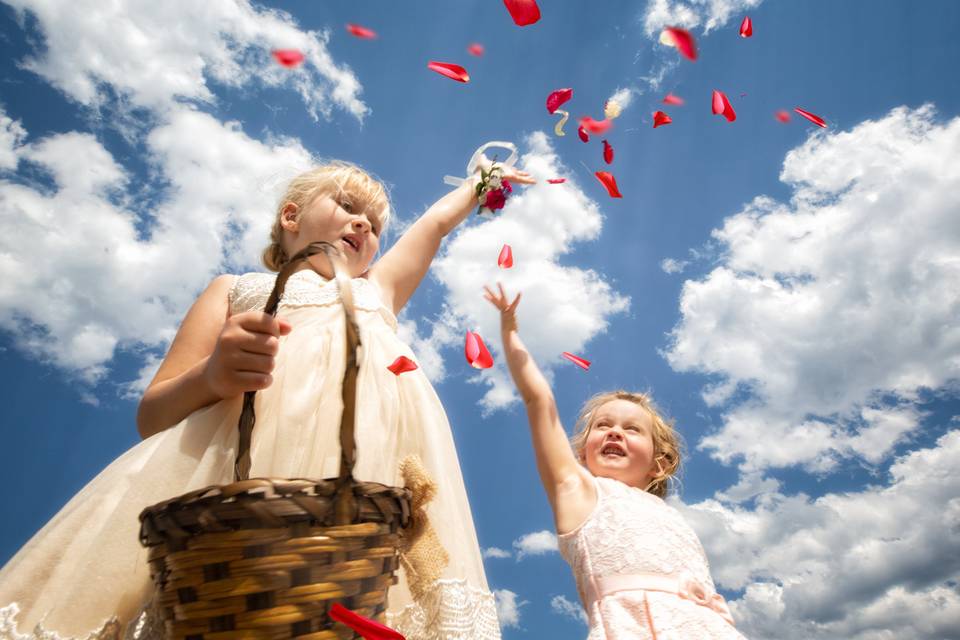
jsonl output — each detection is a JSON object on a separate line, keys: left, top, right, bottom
{"left": 262, "top": 161, "right": 392, "bottom": 272}
{"left": 569, "top": 390, "right": 684, "bottom": 498}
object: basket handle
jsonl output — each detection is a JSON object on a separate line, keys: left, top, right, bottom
{"left": 234, "top": 242, "right": 361, "bottom": 523}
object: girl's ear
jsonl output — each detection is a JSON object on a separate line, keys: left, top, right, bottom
{"left": 280, "top": 203, "right": 300, "bottom": 230}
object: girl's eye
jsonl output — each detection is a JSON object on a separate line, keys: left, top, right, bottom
{"left": 596, "top": 423, "right": 609, "bottom": 430}
{"left": 340, "top": 201, "right": 353, "bottom": 213}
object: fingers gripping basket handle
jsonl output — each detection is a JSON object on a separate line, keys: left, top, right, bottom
{"left": 234, "top": 241, "right": 361, "bottom": 524}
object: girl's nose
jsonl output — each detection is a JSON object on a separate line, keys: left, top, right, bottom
{"left": 352, "top": 218, "right": 370, "bottom": 232}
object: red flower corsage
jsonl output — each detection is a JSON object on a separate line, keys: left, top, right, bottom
{"left": 475, "top": 163, "right": 512, "bottom": 216}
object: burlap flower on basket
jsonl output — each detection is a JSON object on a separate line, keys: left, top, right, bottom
{"left": 398, "top": 455, "right": 450, "bottom": 600}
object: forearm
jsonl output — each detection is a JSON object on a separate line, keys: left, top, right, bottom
{"left": 136, "top": 356, "right": 224, "bottom": 439}
{"left": 428, "top": 177, "right": 480, "bottom": 237}
{"left": 501, "top": 327, "right": 553, "bottom": 405}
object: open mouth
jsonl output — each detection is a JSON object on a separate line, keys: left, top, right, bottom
{"left": 600, "top": 443, "right": 626, "bottom": 457}
{"left": 341, "top": 236, "right": 360, "bottom": 252}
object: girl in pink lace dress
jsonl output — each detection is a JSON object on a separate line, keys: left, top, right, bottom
{"left": 0, "top": 159, "right": 532, "bottom": 640}
{"left": 485, "top": 284, "right": 747, "bottom": 639}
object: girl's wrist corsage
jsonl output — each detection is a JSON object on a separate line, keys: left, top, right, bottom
{"left": 475, "top": 162, "right": 513, "bottom": 216}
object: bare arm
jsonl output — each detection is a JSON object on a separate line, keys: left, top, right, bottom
{"left": 370, "top": 164, "right": 534, "bottom": 316}
{"left": 484, "top": 285, "right": 588, "bottom": 509}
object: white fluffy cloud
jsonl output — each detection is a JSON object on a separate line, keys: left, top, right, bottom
{"left": 513, "top": 529, "right": 559, "bottom": 560}
{"left": 664, "top": 105, "right": 960, "bottom": 472}
{"left": 676, "top": 428, "right": 960, "bottom": 640}
{"left": 493, "top": 589, "right": 527, "bottom": 629}
{"left": 550, "top": 594, "right": 589, "bottom": 625}
{"left": 482, "top": 546, "right": 512, "bottom": 559}
{"left": 0, "top": 106, "right": 312, "bottom": 387}
{"left": 6, "top": 0, "right": 367, "bottom": 120}
{"left": 642, "top": 0, "right": 765, "bottom": 37}
{"left": 431, "top": 132, "right": 630, "bottom": 410}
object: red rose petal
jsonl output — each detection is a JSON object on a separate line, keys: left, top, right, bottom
{"left": 711, "top": 90, "right": 736, "bottom": 122}
{"left": 498, "top": 244, "right": 513, "bottom": 269}
{"left": 503, "top": 0, "right": 541, "bottom": 26}
{"left": 561, "top": 351, "right": 591, "bottom": 370}
{"left": 775, "top": 110, "right": 792, "bottom": 123}
{"left": 602, "top": 140, "right": 614, "bottom": 165}
{"left": 739, "top": 16, "right": 753, "bottom": 38}
{"left": 578, "top": 125, "right": 589, "bottom": 142}
{"left": 579, "top": 116, "right": 612, "bottom": 135}
{"left": 467, "top": 43, "right": 485, "bottom": 57}
{"left": 663, "top": 27, "right": 697, "bottom": 61}
{"left": 346, "top": 24, "right": 377, "bottom": 39}
{"left": 329, "top": 603, "right": 405, "bottom": 640}
{"left": 547, "top": 178, "right": 566, "bottom": 184}
{"left": 427, "top": 61, "right": 470, "bottom": 83}
{"left": 546, "top": 88, "right": 573, "bottom": 114}
{"left": 387, "top": 356, "right": 418, "bottom": 376}
{"left": 663, "top": 93, "right": 685, "bottom": 106}
{"left": 794, "top": 107, "right": 827, "bottom": 128}
{"left": 465, "top": 331, "right": 494, "bottom": 369}
{"left": 653, "top": 110, "right": 673, "bottom": 128}
{"left": 271, "top": 49, "right": 305, "bottom": 68}
{"left": 594, "top": 171, "right": 622, "bottom": 198}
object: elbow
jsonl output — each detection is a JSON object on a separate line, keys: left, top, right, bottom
{"left": 523, "top": 388, "right": 556, "bottom": 411}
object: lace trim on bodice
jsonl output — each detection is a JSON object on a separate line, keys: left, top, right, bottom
{"left": 386, "top": 578, "right": 501, "bottom": 640}
{"left": 228, "top": 271, "right": 395, "bottom": 325}
{"left": 0, "top": 602, "right": 163, "bottom": 640}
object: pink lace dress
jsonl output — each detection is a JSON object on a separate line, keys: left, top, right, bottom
{"left": 557, "top": 476, "right": 747, "bottom": 640}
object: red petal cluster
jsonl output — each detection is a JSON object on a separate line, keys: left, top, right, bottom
{"left": 546, "top": 88, "right": 573, "bottom": 114}
{"left": 653, "top": 111, "right": 672, "bottom": 128}
{"left": 562, "top": 352, "right": 591, "bottom": 370}
{"left": 602, "top": 140, "right": 614, "bottom": 164}
{"left": 579, "top": 117, "right": 612, "bottom": 135}
{"left": 427, "top": 61, "right": 470, "bottom": 83}
{"left": 594, "top": 172, "right": 622, "bottom": 198}
{"left": 465, "top": 331, "right": 494, "bottom": 369}
{"left": 578, "top": 125, "right": 589, "bottom": 142}
{"left": 498, "top": 245, "right": 513, "bottom": 268}
{"left": 739, "top": 16, "right": 753, "bottom": 38}
{"left": 346, "top": 24, "right": 377, "bottom": 39}
{"left": 663, "top": 93, "right": 685, "bottom": 106}
{"left": 271, "top": 49, "right": 305, "bottom": 68}
{"left": 503, "top": 0, "right": 541, "bottom": 26}
{"left": 387, "top": 356, "right": 418, "bottom": 376}
{"left": 712, "top": 90, "right": 736, "bottom": 122}
{"left": 663, "top": 27, "right": 697, "bottom": 61}
{"left": 794, "top": 107, "right": 827, "bottom": 127}
{"left": 547, "top": 178, "right": 566, "bottom": 184}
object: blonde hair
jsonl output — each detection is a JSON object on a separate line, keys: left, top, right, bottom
{"left": 262, "top": 161, "right": 392, "bottom": 272}
{"left": 570, "top": 390, "right": 683, "bottom": 498}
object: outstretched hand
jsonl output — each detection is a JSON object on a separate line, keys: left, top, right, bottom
{"left": 476, "top": 154, "right": 536, "bottom": 185}
{"left": 484, "top": 283, "right": 521, "bottom": 333}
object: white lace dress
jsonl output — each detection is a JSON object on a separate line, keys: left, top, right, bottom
{"left": 557, "top": 476, "right": 747, "bottom": 640}
{"left": 0, "top": 270, "right": 500, "bottom": 640}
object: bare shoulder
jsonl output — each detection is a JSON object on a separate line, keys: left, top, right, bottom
{"left": 553, "top": 467, "right": 599, "bottom": 536}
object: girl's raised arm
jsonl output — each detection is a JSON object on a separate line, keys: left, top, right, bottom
{"left": 370, "top": 165, "right": 533, "bottom": 316}
{"left": 484, "top": 284, "right": 592, "bottom": 515}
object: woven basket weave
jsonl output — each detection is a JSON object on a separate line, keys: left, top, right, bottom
{"left": 139, "top": 242, "right": 412, "bottom": 639}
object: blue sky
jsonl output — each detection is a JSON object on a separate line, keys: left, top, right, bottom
{"left": 1, "top": 1, "right": 959, "bottom": 638}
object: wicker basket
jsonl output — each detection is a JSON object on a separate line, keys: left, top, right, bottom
{"left": 139, "top": 242, "right": 412, "bottom": 639}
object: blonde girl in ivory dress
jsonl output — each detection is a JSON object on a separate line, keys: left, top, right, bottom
{"left": 485, "top": 283, "right": 747, "bottom": 640}
{"left": 0, "top": 158, "right": 533, "bottom": 640}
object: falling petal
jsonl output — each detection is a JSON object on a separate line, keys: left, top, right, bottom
{"left": 561, "top": 352, "right": 591, "bottom": 370}
{"left": 578, "top": 125, "right": 589, "bottom": 143}
{"left": 546, "top": 88, "right": 573, "bottom": 114}
{"left": 663, "top": 93, "right": 685, "bottom": 106}
{"left": 775, "top": 110, "right": 792, "bottom": 123}
{"left": 547, "top": 178, "right": 566, "bottom": 184}
{"left": 387, "top": 356, "right": 418, "bottom": 376}
{"left": 346, "top": 23, "right": 377, "bottom": 39}
{"left": 662, "top": 27, "right": 697, "bottom": 61}
{"left": 468, "top": 43, "right": 485, "bottom": 56}
{"left": 602, "top": 140, "right": 614, "bottom": 164}
{"left": 271, "top": 49, "right": 305, "bottom": 68}
{"left": 465, "top": 331, "right": 494, "bottom": 369}
{"left": 503, "top": 0, "right": 541, "bottom": 26}
{"left": 427, "top": 61, "right": 470, "bottom": 83}
{"left": 711, "top": 90, "right": 736, "bottom": 122}
{"left": 329, "top": 603, "right": 405, "bottom": 640}
{"left": 739, "top": 16, "right": 753, "bottom": 38}
{"left": 554, "top": 109, "right": 569, "bottom": 136}
{"left": 498, "top": 244, "right": 514, "bottom": 269}
{"left": 594, "top": 171, "right": 622, "bottom": 198}
{"left": 794, "top": 107, "right": 827, "bottom": 128}
{"left": 579, "top": 116, "right": 612, "bottom": 135}
{"left": 604, "top": 99, "right": 623, "bottom": 120}
{"left": 653, "top": 111, "right": 673, "bottom": 128}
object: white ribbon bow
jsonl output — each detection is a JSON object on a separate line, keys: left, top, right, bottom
{"left": 443, "top": 141, "right": 518, "bottom": 187}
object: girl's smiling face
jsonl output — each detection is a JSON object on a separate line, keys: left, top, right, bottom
{"left": 581, "top": 399, "right": 659, "bottom": 489}
{"left": 280, "top": 191, "right": 383, "bottom": 278}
